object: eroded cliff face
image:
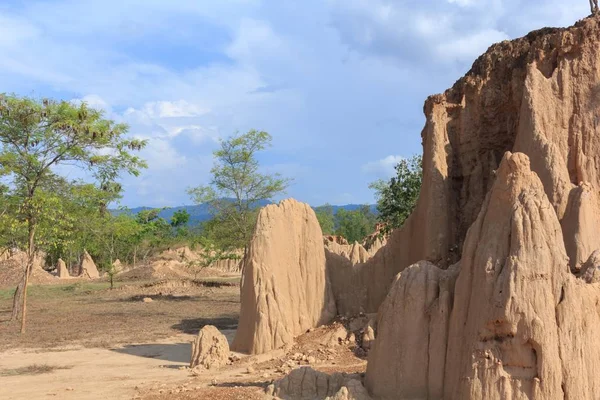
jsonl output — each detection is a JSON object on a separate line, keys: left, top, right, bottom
{"left": 364, "top": 14, "right": 600, "bottom": 400}
{"left": 367, "top": 152, "right": 600, "bottom": 399}
{"left": 330, "top": 15, "right": 600, "bottom": 315}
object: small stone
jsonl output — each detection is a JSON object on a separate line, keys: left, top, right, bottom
{"left": 246, "top": 366, "right": 256, "bottom": 374}
{"left": 307, "top": 356, "right": 316, "bottom": 364}
{"left": 142, "top": 297, "right": 153, "bottom": 303}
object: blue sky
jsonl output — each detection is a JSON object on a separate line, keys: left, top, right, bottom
{"left": 0, "top": 0, "right": 589, "bottom": 207}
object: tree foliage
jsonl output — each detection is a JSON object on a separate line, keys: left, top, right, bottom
{"left": 314, "top": 204, "right": 334, "bottom": 235}
{"left": 188, "top": 130, "right": 290, "bottom": 252}
{"left": 314, "top": 204, "right": 377, "bottom": 243}
{"left": 369, "top": 154, "right": 422, "bottom": 235}
{"left": 0, "top": 94, "right": 146, "bottom": 331}
{"left": 333, "top": 206, "right": 377, "bottom": 243}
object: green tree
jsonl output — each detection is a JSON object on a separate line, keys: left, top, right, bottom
{"left": 334, "top": 205, "right": 377, "bottom": 243}
{"left": 170, "top": 209, "right": 190, "bottom": 227}
{"left": 369, "top": 154, "right": 422, "bottom": 236}
{"left": 0, "top": 94, "right": 146, "bottom": 332}
{"left": 314, "top": 204, "right": 335, "bottom": 235}
{"left": 93, "top": 213, "right": 142, "bottom": 289}
{"left": 188, "top": 130, "right": 291, "bottom": 253}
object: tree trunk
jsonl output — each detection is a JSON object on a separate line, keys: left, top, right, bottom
{"left": 20, "top": 221, "right": 36, "bottom": 333}
{"left": 11, "top": 220, "right": 36, "bottom": 333}
{"left": 10, "top": 280, "right": 25, "bottom": 321}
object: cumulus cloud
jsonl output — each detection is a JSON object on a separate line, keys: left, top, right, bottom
{"left": 361, "top": 155, "right": 403, "bottom": 178}
{"left": 0, "top": 0, "right": 591, "bottom": 206}
{"left": 141, "top": 100, "right": 210, "bottom": 118}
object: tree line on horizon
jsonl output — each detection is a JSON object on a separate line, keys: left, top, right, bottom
{"left": 0, "top": 93, "right": 421, "bottom": 332}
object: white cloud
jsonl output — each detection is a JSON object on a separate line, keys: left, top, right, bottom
{"left": 0, "top": 0, "right": 591, "bottom": 207}
{"left": 447, "top": 0, "right": 479, "bottom": 7}
{"left": 361, "top": 155, "right": 403, "bottom": 178}
{"left": 438, "top": 29, "right": 510, "bottom": 61}
{"left": 141, "top": 100, "right": 210, "bottom": 118}
{"left": 140, "top": 138, "right": 186, "bottom": 171}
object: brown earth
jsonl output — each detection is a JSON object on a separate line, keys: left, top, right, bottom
{"left": 0, "top": 279, "right": 364, "bottom": 400}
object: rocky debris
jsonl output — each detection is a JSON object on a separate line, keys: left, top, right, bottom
{"left": 80, "top": 250, "right": 99, "bottom": 279}
{"left": 316, "top": 323, "right": 350, "bottom": 348}
{"left": 324, "top": 236, "right": 349, "bottom": 245}
{"left": 578, "top": 250, "right": 600, "bottom": 283}
{"left": 190, "top": 325, "right": 230, "bottom": 370}
{"left": 56, "top": 258, "right": 70, "bottom": 278}
{"left": 232, "top": 199, "right": 337, "bottom": 354}
{"left": 265, "top": 367, "right": 370, "bottom": 400}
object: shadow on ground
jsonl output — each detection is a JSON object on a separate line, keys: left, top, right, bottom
{"left": 214, "top": 380, "right": 270, "bottom": 389}
{"left": 121, "top": 294, "right": 194, "bottom": 302}
{"left": 171, "top": 316, "right": 238, "bottom": 334}
{"left": 112, "top": 342, "right": 191, "bottom": 364}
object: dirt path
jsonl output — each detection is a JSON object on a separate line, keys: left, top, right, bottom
{"left": 0, "top": 333, "right": 196, "bottom": 400}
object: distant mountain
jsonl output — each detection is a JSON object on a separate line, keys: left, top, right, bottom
{"left": 114, "top": 201, "right": 376, "bottom": 226}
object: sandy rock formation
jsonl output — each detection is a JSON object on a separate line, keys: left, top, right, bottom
{"left": 112, "top": 259, "right": 123, "bottom": 273}
{"left": 190, "top": 325, "right": 230, "bottom": 370}
{"left": 266, "top": 367, "right": 371, "bottom": 400}
{"left": 324, "top": 235, "right": 349, "bottom": 245}
{"left": 325, "top": 241, "right": 370, "bottom": 265}
{"left": 366, "top": 152, "right": 600, "bottom": 399}
{"left": 56, "top": 259, "right": 70, "bottom": 278}
{"left": 79, "top": 250, "right": 99, "bottom": 279}
{"left": 366, "top": 260, "right": 459, "bottom": 399}
{"left": 209, "top": 255, "right": 243, "bottom": 273}
{"left": 321, "top": 15, "right": 600, "bottom": 317}
{"left": 232, "top": 199, "right": 337, "bottom": 354}
{"left": 578, "top": 249, "right": 600, "bottom": 283}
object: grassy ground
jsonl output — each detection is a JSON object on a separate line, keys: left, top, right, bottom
{"left": 0, "top": 279, "right": 240, "bottom": 351}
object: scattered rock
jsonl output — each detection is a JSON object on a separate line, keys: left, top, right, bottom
{"left": 142, "top": 297, "right": 153, "bottom": 303}
{"left": 190, "top": 325, "right": 230, "bottom": 370}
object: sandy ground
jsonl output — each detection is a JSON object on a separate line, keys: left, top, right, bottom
{"left": 0, "top": 333, "right": 196, "bottom": 400}
{"left": 0, "top": 279, "right": 367, "bottom": 399}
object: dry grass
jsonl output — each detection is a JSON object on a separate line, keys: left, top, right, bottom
{"left": 0, "top": 279, "right": 240, "bottom": 351}
{"left": 0, "top": 364, "right": 73, "bottom": 376}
